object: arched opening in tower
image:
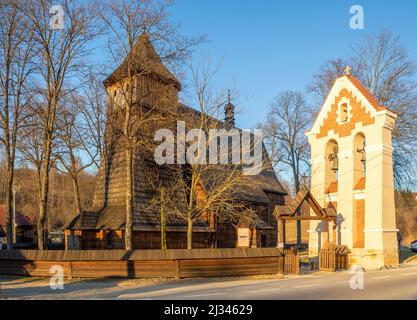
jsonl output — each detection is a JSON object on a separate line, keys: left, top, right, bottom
{"left": 353, "top": 132, "right": 366, "bottom": 248}
{"left": 325, "top": 139, "right": 339, "bottom": 195}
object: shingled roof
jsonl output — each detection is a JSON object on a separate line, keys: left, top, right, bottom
{"left": 177, "top": 103, "right": 287, "bottom": 202}
{"left": 103, "top": 33, "right": 181, "bottom": 89}
{"left": 67, "top": 205, "right": 214, "bottom": 232}
{"left": 274, "top": 187, "right": 337, "bottom": 219}
{"left": 0, "top": 206, "right": 33, "bottom": 237}
{"left": 0, "top": 206, "right": 33, "bottom": 227}
{"left": 344, "top": 75, "right": 386, "bottom": 112}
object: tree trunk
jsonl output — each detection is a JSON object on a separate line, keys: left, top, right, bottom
{"left": 2, "top": 50, "right": 13, "bottom": 249}
{"left": 293, "top": 167, "right": 302, "bottom": 247}
{"left": 186, "top": 176, "right": 196, "bottom": 250}
{"left": 124, "top": 147, "right": 133, "bottom": 250}
{"left": 187, "top": 214, "right": 193, "bottom": 250}
{"left": 71, "top": 174, "right": 82, "bottom": 214}
{"left": 160, "top": 188, "right": 167, "bottom": 250}
{"left": 5, "top": 170, "right": 14, "bottom": 249}
{"left": 38, "top": 166, "right": 50, "bottom": 250}
{"left": 38, "top": 127, "right": 53, "bottom": 250}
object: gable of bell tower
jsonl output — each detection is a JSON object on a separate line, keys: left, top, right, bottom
{"left": 316, "top": 88, "right": 375, "bottom": 139}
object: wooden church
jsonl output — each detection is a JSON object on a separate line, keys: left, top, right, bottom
{"left": 65, "top": 33, "right": 287, "bottom": 250}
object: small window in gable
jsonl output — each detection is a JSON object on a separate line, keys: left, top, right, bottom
{"left": 340, "top": 103, "right": 349, "bottom": 123}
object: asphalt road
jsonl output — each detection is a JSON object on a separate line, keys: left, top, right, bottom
{"left": 1, "top": 264, "right": 416, "bottom": 300}
{"left": 119, "top": 265, "right": 417, "bottom": 300}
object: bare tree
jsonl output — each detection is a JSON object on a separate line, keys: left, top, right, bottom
{"left": 23, "top": 0, "right": 100, "bottom": 249}
{"left": 55, "top": 92, "right": 100, "bottom": 215}
{"left": 395, "top": 191, "right": 417, "bottom": 243}
{"left": 79, "top": 70, "right": 107, "bottom": 169}
{"left": 263, "top": 91, "right": 311, "bottom": 246}
{"left": 146, "top": 170, "right": 181, "bottom": 250}
{"left": 100, "top": 0, "right": 205, "bottom": 250}
{"left": 0, "top": 0, "right": 34, "bottom": 248}
{"left": 309, "top": 30, "right": 417, "bottom": 189}
{"left": 169, "top": 59, "right": 266, "bottom": 249}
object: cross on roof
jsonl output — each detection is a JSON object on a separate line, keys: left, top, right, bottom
{"left": 344, "top": 66, "right": 351, "bottom": 76}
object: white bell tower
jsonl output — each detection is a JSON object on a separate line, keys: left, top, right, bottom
{"left": 305, "top": 68, "right": 399, "bottom": 269}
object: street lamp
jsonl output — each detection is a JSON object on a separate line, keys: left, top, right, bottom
{"left": 12, "top": 184, "right": 21, "bottom": 245}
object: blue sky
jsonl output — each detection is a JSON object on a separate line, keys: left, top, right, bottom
{"left": 162, "top": 0, "right": 417, "bottom": 129}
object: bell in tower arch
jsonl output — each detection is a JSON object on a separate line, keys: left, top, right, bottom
{"left": 357, "top": 143, "right": 366, "bottom": 163}
{"left": 329, "top": 146, "right": 339, "bottom": 172}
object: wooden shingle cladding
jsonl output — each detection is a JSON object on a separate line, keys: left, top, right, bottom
{"left": 65, "top": 32, "right": 287, "bottom": 249}
{"left": 103, "top": 33, "right": 181, "bottom": 90}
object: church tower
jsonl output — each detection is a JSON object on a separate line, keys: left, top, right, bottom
{"left": 306, "top": 67, "right": 399, "bottom": 269}
{"left": 92, "top": 32, "right": 181, "bottom": 215}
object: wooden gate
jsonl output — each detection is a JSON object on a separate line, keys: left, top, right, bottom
{"left": 319, "top": 245, "right": 349, "bottom": 271}
{"left": 283, "top": 248, "right": 299, "bottom": 274}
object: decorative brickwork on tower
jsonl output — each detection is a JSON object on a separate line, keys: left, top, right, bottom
{"left": 317, "top": 88, "right": 375, "bottom": 139}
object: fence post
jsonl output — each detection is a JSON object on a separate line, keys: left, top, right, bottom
{"left": 68, "top": 261, "right": 73, "bottom": 280}
{"left": 175, "top": 260, "right": 180, "bottom": 279}
{"left": 295, "top": 250, "right": 300, "bottom": 274}
{"left": 280, "top": 251, "right": 285, "bottom": 275}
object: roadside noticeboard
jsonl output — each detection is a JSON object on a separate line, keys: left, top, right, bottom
{"left": 237, "top": 228, "right": 250, "bottom": 248}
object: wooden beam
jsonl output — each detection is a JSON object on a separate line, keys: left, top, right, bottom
{"left": 305, "top": 194, "right": 324, "bottom": 217}
{"left": 276, "top": 216, "right": 336, "bottom": 221}
{"left": 277, "top": 220, "right": 286, "bottom": 248}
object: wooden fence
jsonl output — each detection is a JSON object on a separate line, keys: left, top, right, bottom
{"left": 319, "top": 245, "right": 349, "bottom": 272}
{"left": 283, "top": 248, "right": 299, "bottom": 275}
{"left": 0, "top": 248, "right": 292, "bottom": 279}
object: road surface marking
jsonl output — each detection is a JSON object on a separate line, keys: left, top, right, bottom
{"left": 399, "top": 272, "right": 416, "bottom": 276}
{"left": 182, "top": 292, "right": 225, "bottom": 298}
{"left": 247, "top": 288, "right": 281, "bottom": 294}
{"left": 294, "top": 284, "right": 320, "bottom": 289}
{"left": 371, "top": 276, "right": 390, "bottom": 280}
{"left": 336, "top": 280, "right": 350, "bottom": 284}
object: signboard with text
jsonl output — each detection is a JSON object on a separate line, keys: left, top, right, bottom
{"left": 237, "top": 228, "right": 250, "bottom": 248}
